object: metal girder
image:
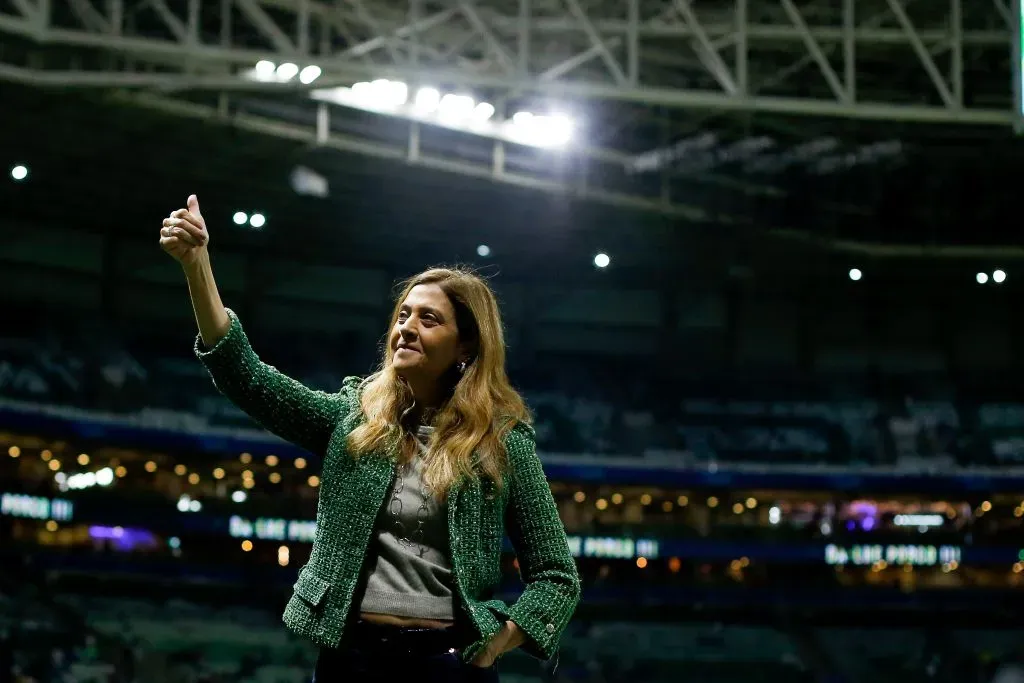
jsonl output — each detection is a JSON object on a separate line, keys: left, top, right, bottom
{"left": 105, "top": 88, "right": 731, "bottom": 223}
{"left": 0, "top": 0, "right": 1013, "bottom": 125}
{"left": 0, "top": 0, "right": 1014, "bottom": 222}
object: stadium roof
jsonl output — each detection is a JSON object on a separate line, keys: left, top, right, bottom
{"left": 2, "top": 0, "right": 1024, "bottom": 274}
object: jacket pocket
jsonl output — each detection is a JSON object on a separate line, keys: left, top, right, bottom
{"left": 294, "top": 567, "right": 332, "bottom": 609}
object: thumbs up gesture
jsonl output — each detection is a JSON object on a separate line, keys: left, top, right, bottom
{"left": 160, "top": 194, "right": 210, "bottom": 268}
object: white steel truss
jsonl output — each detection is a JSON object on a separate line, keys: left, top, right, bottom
{"left": 0, "top": 0, "right": 1016, "bottom": 218}
{"left": 0, "top": 0, "right": 1014, "bottom": 122}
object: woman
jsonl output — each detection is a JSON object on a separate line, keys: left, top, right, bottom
{"left": 159, "top": 195, "right": 580, "bottom": 682}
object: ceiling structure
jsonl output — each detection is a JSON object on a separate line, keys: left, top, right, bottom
{"left": 0, "top": 0, "right": 1017, "bottom": 227}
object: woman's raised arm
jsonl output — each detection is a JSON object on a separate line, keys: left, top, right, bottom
{"left": 160, "top": 195, "right": 349, "bottom": 455}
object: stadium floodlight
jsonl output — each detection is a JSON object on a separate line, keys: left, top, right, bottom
{"left": 976, "top": 272, "right": 989, "bottom": 284}
{"left": 299, "top": 65, "right": 322, "bottom": 85}
{"left": 473, "top": 102, "right": 496, "bottom": 121}
{"left": 350, "top": 79, "right": 408, "bottom": 109}
{"left": 10, "top": 164, "right": 27, "bottom": 181}
{"left": 249, "top": 213, "right": 266, "bottom": 228}
{"left": 233, "top": 211, "right": 248, "bottom": 225}
{"left": 848, "top": 268, "right": 862, "bottom": 281}
{"left": 254, "top": 60, "right": 276, "bottom": 80}
{"left": 438, "top": 94, "right": 475, "bottom": 121}
{"left": 993, "top": 269, "right": 1007, "bottom": 283}
{"left": 276, "top": 62, "right": 299, "bottom": 81}
{"left": 310, "top": 84, "right": 576, "bottom": 150}
{"left": 249, "top": 60, "right": 320, "bottom": 84}
{"left": 594, "top": 253, "right": 610, "bottom": 268}
{"left": 506, "top": 112, "right": 574, "bottom": 147}
{"left": 413, "top": 87, "right": 441, "bottom": 114}
{"left": 242, "top": 64, "right": 575, "bottom": 148}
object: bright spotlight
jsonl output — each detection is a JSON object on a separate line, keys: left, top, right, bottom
{"left": 299, "top": 64, "right": 322, "bottom": 85}
{"left": 233, "top": 211, "right": 248, "bottom": 225}
{"left": 10, "top": 165, "right": 27, "bottom": 181}
{"left": 993, "top": 269, "right": 1006, "bottom": 283}
{"left": 848, "top": 268, "right": 862, "bottom": 281}
{"left": 413, "top": 87, "right": 441, "bottom": 113}
{"left": 543, "top": 114, "right": 573, "bottom": 145}
{"left": 352, "top": 81, "right": 372, "bottom": 99}
{"left": 254, "top": 60, "right": 276, "bottom": 80}
{"left": 438, "top": 94, "right": 475, "bottom": 120}
{"left": 594, "top": 253, "right": 610, "bottom": 268}
{"left": 477, "top": 244, "right": 491, "bottom": 257}
{"left": 472, "top": 102, "right": 495, "bottom": 121}
{"left": 231, "top": 490, "right": 247, "bottom": 503}
{"left": 507, "top": 111, "right": 574, "bottom": 147}
{"left": 976, "top": 272, "right": 989, "bottom": 284}
{"left": 372, "top": 79, "right": 407, "bottom": 107}
{"left": 249, "top": 213, "right": 266, "bottom": 228}
{"left": 276, "top": 62, "right": 299, "bottom": 81}
{"left": 95, "top": 468, "right": 115, "bottom": 486}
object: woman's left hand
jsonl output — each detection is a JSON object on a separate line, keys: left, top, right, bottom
{"left": 470, "top": 620, "right": 526, "bottom": 668}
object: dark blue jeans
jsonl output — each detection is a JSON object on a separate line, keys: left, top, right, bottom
{"left": 312, "top": 621, "right": 500, "bottom": 683}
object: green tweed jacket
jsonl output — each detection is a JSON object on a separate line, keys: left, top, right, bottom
{"left": 195, "top": 309, "right": 580, "bottom": 663}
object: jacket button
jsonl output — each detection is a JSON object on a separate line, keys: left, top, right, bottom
{"left": 545, "top": 623, "right": 555, "bottom": 634}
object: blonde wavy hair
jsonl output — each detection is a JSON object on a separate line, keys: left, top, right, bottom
{"left": 346, "top": 266, "right": 530, "bottom": 498}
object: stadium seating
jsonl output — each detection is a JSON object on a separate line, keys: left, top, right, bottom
{"left": 0, "top": 320, "right": 1019, "bottom": 469}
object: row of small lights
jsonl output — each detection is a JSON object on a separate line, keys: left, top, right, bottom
{"left": 572, "top": 490, "right": 760, "bottom": 514}
{"left": 8, "top": 446, "right": 127, "bottom": 477}
{"left": 232, "top": 211, "right": 266, "bottom": 228}
{"left": 252, "top": 60, "right": 322, "bottom": 85}
{"left": 573, "top": 489, "right": 1024, "bottom": 522}
{"left": 12, "top": 447, "right": 1022, "bottom": 517}
{"left": 247, "top": 61, "right": 575, "bottom": 148}
{"left": 341, "top": 78, "right": 573, "bottom": 147}
{"left": 862, "top": 559, "right": 961, "bottom": 573}
{"left": 156, "top": 452, "right": 321, "bottom": 491}
{"left": 849, "top": 268, "right": 1008, "bottom": 284}
{"left": 7, "top": 445, "right": 320, "bottom": 491}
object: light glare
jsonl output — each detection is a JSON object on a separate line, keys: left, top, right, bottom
{"left": 507, "top": 111, "right": 573, "bottom": 147}
{"left": 299, "top": 65, "right": 322, "bottom": 85}
{"left": 10, "top": 165, "right": 27, "bottom": 181}
{"left": 438, "top": 94, "right": 475, "bottom": 120}
{"left": 276, "top": 62, "right": 299, "bottom": 81}
{"left": 976, "top": 272, "right": 989, "bottom": 284}
{"left": 413, "top": 87, "right": 441, "bottom": 113}
{"left": 254, "top": 60, "right": 276, "bottom": 80}
{"left": 993, "top": 269, "right": 1006, "bottom": 283}
{"left": 594, "top": 253, "right": 610, "bottom": 268}
{"left": 249, "top": 213, "right": 266, "bottom": 228}
{"left": 472, "top": 102, "right": 495, "bottom": 121}
{"left": 233, "top": 211, "right": 248, "bottom": 225}
{"left": 848, "top": 268, "right": 862, "bottom": 281}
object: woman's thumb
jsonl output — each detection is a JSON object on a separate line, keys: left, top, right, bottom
{"left": 187, "top": 194, "right": 201, "bottom": 216}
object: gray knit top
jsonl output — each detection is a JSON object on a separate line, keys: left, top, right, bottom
{"left": 358, "top": 424, "right": 455, "bottom": 620}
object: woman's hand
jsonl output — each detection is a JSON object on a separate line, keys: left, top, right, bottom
{"left": 160, "top": 194, "right": 209, "bottom": 269}
{"left": 470, "top": 620, "right": 526, "bottom": 668}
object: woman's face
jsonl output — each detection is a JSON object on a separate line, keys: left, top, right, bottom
{"left": 390, "top": 284, "right": 464, "bottom": 387}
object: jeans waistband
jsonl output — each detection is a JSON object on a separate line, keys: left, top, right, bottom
{"left": 345, "top": 620, "right": 474, "bottom": 656}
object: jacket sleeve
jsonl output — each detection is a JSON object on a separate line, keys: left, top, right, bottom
{"left": 503, "top": 422, "right": 581, "bottom": 661}
{"left": 194, "top": 308, "right": 351, "bottom": 455}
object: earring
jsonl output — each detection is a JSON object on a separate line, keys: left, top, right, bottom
{"left": 457, "top": 360, "right": 467, "bottom": 374}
